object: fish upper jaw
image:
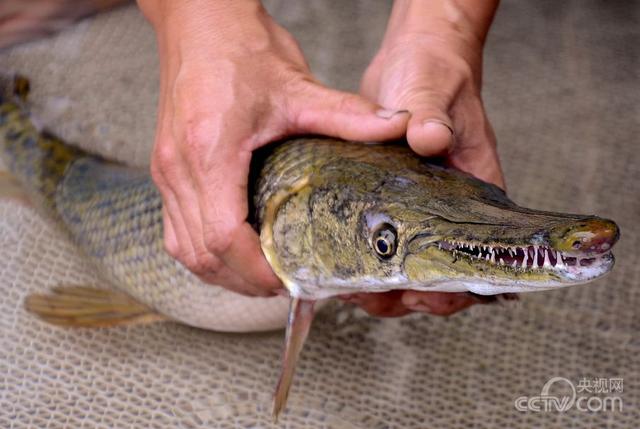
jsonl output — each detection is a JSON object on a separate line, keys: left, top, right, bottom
{"left": 402, "top": 217, "right": 619, "bottom": 291}
{"left": 433, "top": 239, "right": 615, "bottom": 282}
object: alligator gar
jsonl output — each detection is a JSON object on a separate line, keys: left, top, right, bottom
{"left": 0, "top": 77, "right": 619, "bottom": 418}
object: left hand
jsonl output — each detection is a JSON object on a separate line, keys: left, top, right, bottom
{"left": 349, "top": 0, "right": 505, "bottom": 317}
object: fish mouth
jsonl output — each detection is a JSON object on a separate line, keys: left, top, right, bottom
{"left": 435, "top": 239, "right": 615, "bottom": 281}
{"left": 403, "top": 217, "right": 619, "bottom": 291}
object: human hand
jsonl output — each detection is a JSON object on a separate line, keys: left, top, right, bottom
{"left": 138, "top": 0, "right": 410, "bottom": 296}
{"left": 352, "top": 0, "right": 504, "bottom": 317}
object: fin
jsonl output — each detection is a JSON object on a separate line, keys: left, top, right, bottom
{"left": 272, "top": 297, "right": 316, "bottom": 421}
{"left": 0, "top": 171, "right": 30, "bottom": 205}
{"left": 24, "top": 285, "right": 167, "bottom": 328}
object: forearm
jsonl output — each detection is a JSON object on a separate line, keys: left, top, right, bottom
{"left": 384, "top": 0, "right": 500, "bottom": 48}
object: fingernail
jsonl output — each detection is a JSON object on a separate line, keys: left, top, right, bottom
{"left": 376, "top": 108, "right": 410, "bottom": 119}
{"left": 423, "top": 119, "right": 454, "bottom": 135}
{"left": 406, "top": 302, "right": 434, "bottom": 314}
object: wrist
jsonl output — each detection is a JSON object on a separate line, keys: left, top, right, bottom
{"left": 138, "top": 0, "right": 262, "bottom": 28}
{"left": 384, "top": 0, "right": 499, "bottom": 50}
{"left": 137, "top": 0, "right": 271, "bottom": 58}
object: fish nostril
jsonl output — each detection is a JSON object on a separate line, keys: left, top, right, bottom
{"left": 555, "top": 219, "right": 620, "bottom": 254}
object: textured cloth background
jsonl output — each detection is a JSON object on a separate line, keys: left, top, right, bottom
{"left": 1, "top": 0, "right": 638, "bottom": 427}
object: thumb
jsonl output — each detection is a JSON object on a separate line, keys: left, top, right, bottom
{"left": 403, "top": 93, "right": 455, "bottom": 157}
{"left": 287, "top": 83, "right": 410, "bottom": 142}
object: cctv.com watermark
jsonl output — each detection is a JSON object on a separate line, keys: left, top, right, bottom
{"left": 514, "top": 377, "right": 623, "bottom": 412}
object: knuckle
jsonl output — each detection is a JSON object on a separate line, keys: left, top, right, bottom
{"left": 454, "top": 59, "right": 475, "bottom": 84}
{"left": 281, "top": 72, "right": 316, "bottom": 96}
{"left": 184, "top": 252, "right": 222, "bottom": 276}
{"left": 152, "top": 143, "right": 178, "bottom": 178}
{"left": 336, "top": 93, "right": 362, "bottom": 113}
{"left": 185, "top": 256, "right": 207, "bottom": 275}
{"left": 163, "top": 237, "right": 181, "bottom": 259}
{"left": 182, "top": 119, "right": 214, "bottom": 154}
{"left": 203, "top": 222, "right": 238, "bottom": 256}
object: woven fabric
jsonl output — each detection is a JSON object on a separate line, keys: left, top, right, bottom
{"left": 1, "top": 1, "right": 638, "bottom": 427}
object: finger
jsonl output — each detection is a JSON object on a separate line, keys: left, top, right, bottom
{"left": 287, "top": 83, "right": 410, "bottom": 142}
{"left": 180, "top": 131, "right": 281, "bottom": 292}
{"left": 155, "top": 140, "right": 263, "bottom": 293}
{"left": 155, "top": 178, "right": 198, "bottom": 268}
{"left": 345, "top": 291, "right": 414, "bottom": 318}
{"left": 448, "top": 113, "right": 506, "bottom": 189}
{"left": 162, "top": 203, "right": 248, "bottom": 293}
{"left": 403, "top": 91, "right": 456, "bottom": 157}
{"left": 161, "top": 187, "right": 269, "bottom": 295}
{"left": 161, "top": 205, "right": 180, "bottom": 257}
{"left": 217, "top": 222, "right": 283, "bottom": 292}
{"left": 401, "top": 291, "right": 477, "bottom": 316}
{"left": 196, "top": 263, "right": 272, "bottom": 297}
{"left": 160, "top": 157, "right": 277, "bottom": 296}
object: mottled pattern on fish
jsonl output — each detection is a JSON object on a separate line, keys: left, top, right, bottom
{"left": 0, "top": 84, "right": 620, "bottom": 323}
{"left": 0, "top": 95, "right": 290, "bottom": 332}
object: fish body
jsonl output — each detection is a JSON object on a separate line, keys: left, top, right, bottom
{"left": 0, "top": 91, "right": 291, "bottom": 332}
{"left": 0, "top": 78, "right": 620, "bottom": 418}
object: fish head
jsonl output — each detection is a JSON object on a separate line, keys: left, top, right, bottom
{"left": 260, "top": 142, "right": 619, "bottom": 299}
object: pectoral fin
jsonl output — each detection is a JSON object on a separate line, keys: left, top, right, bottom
{"left": 272, "top": 297, "right": 316, "bottom": 421}
{"left": 24, "top": 285, "right": 167, "bottom": 327}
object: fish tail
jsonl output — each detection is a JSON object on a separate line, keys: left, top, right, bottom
{"left": 0, "top": 75, "right": 85, "bottom": 212}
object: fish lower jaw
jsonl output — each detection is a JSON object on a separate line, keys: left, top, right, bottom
{"left": 436, "top": 239, "right": 614, "bottom": 278}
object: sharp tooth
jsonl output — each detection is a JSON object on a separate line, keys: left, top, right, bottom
{"left": 522, "top": 248, "right": 528, "bottom": 267}
{"left": 543, "top": 248, "right": 551, "bottom": 267}
{"left": 490, "top": 250, "right": 496, "bottom": 264}
{"left": 512, "top": 260, "right": 517, "bottom": 268}
{"left": 508, "top": 247, "right": 514, "bottom": 257}
{"left": 499, "top": 258, "right": 505, "bottom": 266}
{"left": 556, "top": 251, "right": 564, "bottom": 268}
{"left": 532, "top": 246, "right": 539, "bottom": 267}
{"left": 485, "top": 254, "right": 490, "bottom": 261}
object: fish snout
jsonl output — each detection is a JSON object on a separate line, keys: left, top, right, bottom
{"left": 552, "top": 218, "right": 619, "bottom": 255}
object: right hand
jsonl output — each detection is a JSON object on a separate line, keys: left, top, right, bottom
{"left": 138, "top": 0, "right": 410, "bottom": 296}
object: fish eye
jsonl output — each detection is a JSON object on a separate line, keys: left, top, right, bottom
{"left": 372, "top": 223, "right": 397, "bottom": 259}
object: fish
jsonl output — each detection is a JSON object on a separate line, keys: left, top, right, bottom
{"left": 0, "top": 76, "right": 620, "bottom": 419}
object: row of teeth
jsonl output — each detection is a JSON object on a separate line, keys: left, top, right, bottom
{"left": 437, "top": 241, "right": 593, "bottom": 269}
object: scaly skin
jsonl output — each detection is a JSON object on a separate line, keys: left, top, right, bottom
{"left": 0, "top": 92, "right": 290, "bottom": 332}
{"left": 256, "top": 139, "right": 619, "bottom": 299}
{"left": 0, "top": 91, "right": 620, "bottom": 328}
